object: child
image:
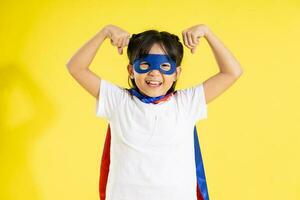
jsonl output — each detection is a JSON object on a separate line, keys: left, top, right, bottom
{"left": 66, "top": 24, "right": 243, "bottom": 200}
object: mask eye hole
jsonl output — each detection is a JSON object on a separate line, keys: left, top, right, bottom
{"left": 160, "top": 63, "right": 171, "bottom": 71}
{"left": 139, "top": 61, "right": 149, "bottom": 70}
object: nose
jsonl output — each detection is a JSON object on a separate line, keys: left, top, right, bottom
{"left": 148, "top": 69, "right": 161, "bottom": 76}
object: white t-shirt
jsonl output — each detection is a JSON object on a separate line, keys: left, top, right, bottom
{"left": 96, "top": 79, "right": 207, "bottom": 200}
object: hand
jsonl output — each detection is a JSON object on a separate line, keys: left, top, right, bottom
{"left": 182, "top": 24, "right": 209, "bottom": 54}
{"left": 102, "top": 24, "right": 132, "bottom": 55}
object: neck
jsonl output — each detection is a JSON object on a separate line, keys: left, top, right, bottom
{"left": 127, "top": 87, "right": 175, "bottom": 104}
{"left": 139, "top": 89, "right": 165, "bottom": 98}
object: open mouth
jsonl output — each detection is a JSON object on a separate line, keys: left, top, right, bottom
{"left": 145, "top": 80, "right": 162, "bottom": 87}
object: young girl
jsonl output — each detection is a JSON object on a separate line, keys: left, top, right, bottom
{"left": 66, "top": 24, "right": 243, "bottom": 200}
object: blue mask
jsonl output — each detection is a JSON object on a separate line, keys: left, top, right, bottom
{"left": 133, "top": 54, "right": 177, "bottom": 75}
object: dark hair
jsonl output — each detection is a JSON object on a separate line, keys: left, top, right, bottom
{"left": 126, "top": 29, "right": 184, "bottom": 95}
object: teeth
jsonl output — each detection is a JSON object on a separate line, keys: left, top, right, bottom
{"left": 146, "top": 80, "right": 162, "bottom": 85}
{"left": 146, "top": 81, "right": 161, "bottom": 85}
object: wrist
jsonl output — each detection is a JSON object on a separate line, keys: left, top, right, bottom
{"left": 99, "top": 26, "right": 111, "bottom": 38}
{"left": 203, "top": 25, "right": 212, "bottom": 38}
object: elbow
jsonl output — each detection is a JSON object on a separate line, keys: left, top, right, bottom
{"left": 65, "top": 59, "right": 75, "bottom": 73}
{"left": 232, "top": 67, "right": 244, "bottom": 78}
{"left": 65, "top": 63, "right": 72, "bottom": 72}
{"left": 66, "top": 64, "right": 87, "bottom": 76}
{"left": 224, "top": 70, "right": 243, "bottom": 79}
{"left": 65, "top": 63, "right": 76, "bottom": 74}
{"left": 235, "top": 69, "right": 243, "bottom": 77}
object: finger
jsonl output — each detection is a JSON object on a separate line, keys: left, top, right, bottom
{"left": 187, "top": 32, "right": 196, "bottom": 47}
{"left": 111, "top": 38, "right": 118, "bottom": 46}
{"left": 191, "top": 34, "right": 199, "bottom": 45}
{"left": 121, "top": 39, "right": 126, "bottom": 48}
{"left": 118, "top": 47, "right": 123, "bottom": 55}
{"left": 116, "top": 37, "right": 123, "bottom": 47}
{"left": 121, "top": 37, "right": 128, "bottom": 47}
{"left": 119, "top": 36, "right": 126, "bottom": 47}
{"left": 182, "top": 31, "right": 193, "bottom": 49}
{"left": 191, "top": 46, "right": 197, "bottom": 54}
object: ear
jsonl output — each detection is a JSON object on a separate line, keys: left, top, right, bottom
{"left": 127, "top": 64, "right": 134, "bottom": 78}
{"left": 175, "top": 66, "right": 182, "bottom": 81}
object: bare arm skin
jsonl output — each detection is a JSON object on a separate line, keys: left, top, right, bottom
{"left": 182, "top": 24, "right": 243, "bottom": 104}
{"left": 66, "top": 25, "right": 131, "bottom": 98}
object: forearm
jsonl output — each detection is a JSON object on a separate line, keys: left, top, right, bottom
{"left": 66, "top": 28, "right": 108, "bottom": 73}
{"left": 204, "top": 27, "right": 243, "bottom": 76}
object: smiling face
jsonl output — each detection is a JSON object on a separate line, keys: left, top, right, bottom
{"left": 127, "top": 43, "right": 181, "bottom": 97}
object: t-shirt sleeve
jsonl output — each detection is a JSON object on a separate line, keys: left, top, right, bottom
{"left": 178, "top": 83, "right": 208, "bottom": 122}
{"left": 95, "top": 79, "right": 127, "bottom": 120}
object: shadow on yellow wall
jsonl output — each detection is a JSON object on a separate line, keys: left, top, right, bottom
{"left": 0, "top": 64, "right": 56, "bottom": 200}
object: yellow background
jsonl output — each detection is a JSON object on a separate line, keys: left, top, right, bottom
{"left": 1, "top": 0, "right": 299, "bottom": 199}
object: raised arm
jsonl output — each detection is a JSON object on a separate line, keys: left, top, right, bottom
{"left": 182, "top": 24, "right": 243, "bottom": 104}
{"left": 66, "top": 25, "right": 131, "bottom": 98}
